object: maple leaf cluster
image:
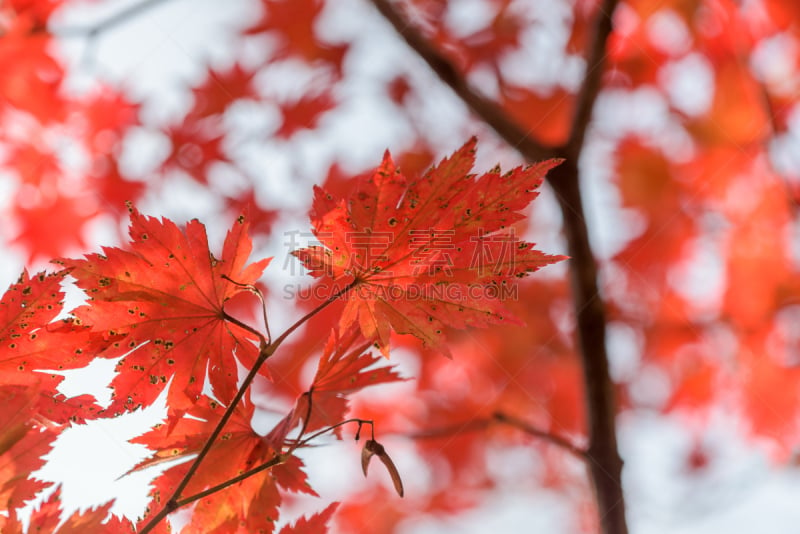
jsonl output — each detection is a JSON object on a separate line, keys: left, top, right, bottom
{"left": 4, "top": 0, "right": 800, "bottom": 533}
{"left": 0, "top": 137, "right": 561, "bottom": 532}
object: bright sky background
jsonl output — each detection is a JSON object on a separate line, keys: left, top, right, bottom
{"left": 4, "top": 0, "right": 800, "bottom": 532}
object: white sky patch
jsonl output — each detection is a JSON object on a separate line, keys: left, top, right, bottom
{"left": 53, "top": 0, "right": 256, "bottom": 110}
{"left": 659, "top": 53, "right": 715, "bottom": 117}
{"left": 647, "top": 9, "right": 693, "bottom": 56}
{"left": 2, "top": 1, "right": 796, "bottom": 533}
{"left": 667, "top": 232, "right": 726, "bottom": 316}
{"left": 444, "top": 0, "right": 496, "bottom": 38}
{"left": 622, "top": 410, "right": 800, "bottom": 534}
{"left": 751, "top": 32, "right": 799, "bottom": 95}
{"left": 607, "top": 321, "right": 644, "bottom": 383}
{"left": 628, "top": 364, "right": 671, "bottom": 408}
{"left": 499, "top": 2, "right": 584, "bottom": 92}
{"left": 29, "top": 390, "right": 169, "bottom": 521}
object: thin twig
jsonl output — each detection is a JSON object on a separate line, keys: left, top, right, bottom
{"left": 221, "top": 274, "right": 272, "bottom": 341}
{"left": 171, "top": 418, "right": 376, "bottom": 513}
{"left": 173, "top": 284, "right": 353, "bottom": 498}
{"left": 492, "top": 411, "right": 587, "bottom": 460}
{"left": 271, "top": 282, "right": 356, "bottom": 351}
{"left": 139, "top": 282, "right": 357, "bottom": 534}
{"left": 221, "top": 311, "right": 266, "bottom": 347}
{"left": 296, "top": 418, "right": 374, "bottom": 448}
{"left": 173, "top": 455, "right": 286, "bottom": 510}
{"left": 410, "top": 413, "right": 587, "bottom": 460}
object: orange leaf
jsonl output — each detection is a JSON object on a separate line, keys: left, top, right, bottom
{"left": 278, "top": 502, "right": 339, "bottom": 534}
{"left": 289, "top": 329, "right": 405, "bottom": 437}
{"left": 25, "top": 486, "right": 134, "bottom": 534}
{"left": 276, "top": 89, "right": 335, "bottom": 139}
{"left": 0, "top": 271, "right": 101, "bottom": 422}
{"left": 60, "top": 208, "right": 271, "bottom": 417}
{"left": 133, "top": 393, "right": 310, "bottom": 533}
{"left": 0, "top": 386, "right": 56, "bottom": 511}
{"left": 293, "top": 138, "right": 565, "bottom": 355}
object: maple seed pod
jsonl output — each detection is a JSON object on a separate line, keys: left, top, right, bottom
{"left": 361, "top": 439, "right": 404, "bottom": 497}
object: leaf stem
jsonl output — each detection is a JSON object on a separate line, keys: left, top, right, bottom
{"left": 221, "top": 274, "right": 272, "bottom": 342}
{"left": 173, "top": 454, "right": 287, "bottom": 510}
{"left": 139, "top": 281, "right": 357, "bottom": 534}
{"left": 221, "top": 311, "right": 267, "bottom": 349}
{"left": 159, "top": 418, "right": 375, "bottom": 519}
{"left": 295, "top": 418, "right": 374, "bottom": 448}
{"left": 267, "top": 280, "right": 358, "bottom": 352}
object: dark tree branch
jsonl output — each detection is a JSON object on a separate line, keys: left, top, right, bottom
{"left": 551, "top": 3, "right": 627, "bottom": 534}
{"left": 565, "top": 0, "right": 618, "bottom": 158}
{"left": 369, "top": 0, "right": 553, "bottom": 162}
{"left": 410, "top": 412, "right": 587, "bottom": 460}
{"left": 409, "top": 417, "right": 491, "bottom": 438}
{"left": 548, "top": 158, "right": 627, "bottom": 534}
{"left": 410, "top": 412, "right": 587, "bottom": 459}
{"left": 369, "top": 1, "right": 627, "bottom": 533}
{"left": 492, "top": 411, "right": 588, "bottom": 460}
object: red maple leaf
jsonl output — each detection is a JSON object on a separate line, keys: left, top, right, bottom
{"left": 188, "top": 63, "right": 260, "bottom": 119}
{"left": 11, "top": 192, "right": 97, "bottom": 265}
{"left": 0, "top": 271, "right": 101, "bottom": 422}
{"left": 278, "top": 502, "right": 339, "bottom": 534}
{"left": 6, "top": 0, "right": 65, "bottom": 27}
{"left": 59, "top": 207, "right": 271, "bottom": 417}
{"left": 293, "top": 138, "right": 565, "bottom": 355}
{"left": 89, "top": 155, "right": 147, "bottom": 212}
{"left": 275, "top": 89, "right": 335, "bottom": 139}
{"left": 285, "top": 328, "right": 405, "bottom": 438}
{"left": 245, "top": 0, "right": 348, "bottom": 73}
{"left": 132, "top": 393, "right": 313, "bottom": 534}
{"left": 4, "top": 137, "right": 61, "bottom": 185}
{"left": 223, "top": 189, "right": 278, "bottom": 236}
{"left": 160, "top": 120, "right": 229, "bottom": 183}
{"left": 9, "top": 486, "right": 134, "bottom": 534}
{"left": 78, "top": 86, "right": 141, "bottom": 152}
{"left": 0, "top": 386, "right": 57, "bottom": 513}
{"left": 0, "top": 21, "right": 65, "bottom": 122}
{"left": 454, "top": 0, "right": 525, "bottom": 72}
